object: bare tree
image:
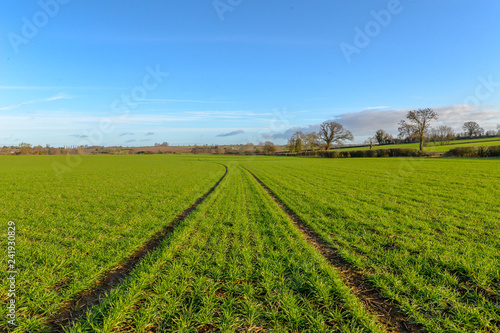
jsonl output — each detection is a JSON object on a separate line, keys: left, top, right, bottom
{"left": 364, "top": 137, "right": 377, "bottom": 150}
{"left": 317, "top": 121, "right": 354, "bottom": 150}
{"left": 437, "top": 125, "right": 455, "bottom": 145}
{"left": 400, "top": 108, "right": 438, "bottom": 151}
{"left": 463, "top": 121, "right": 484, "bottom": 138}
{"left": 303, "top": 132, "right": 319, "bottom": 151}
{"left": 429, "top": 126, "right": 454, "bottom": 145}
{"left": 398, "top": 120, "right": 416, "bottom": 142}
{"left": 485, "top": 129, "right": 497, "bottom": 136}
{"left": 428, "top": 128, "right": 439, "bottom": 145}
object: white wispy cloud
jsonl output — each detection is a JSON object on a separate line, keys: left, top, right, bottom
{"left": 0, "top": 109, "right": 265, "bottom": 131}
{"left": 118, "top": 110, "right": 271, "bottom": 119}
{"left": 365, "top": 106, "right": 389, "bottom": 110}
{"left": 136, "top": 98, "right": 232, "bottom": 104}
{"left": 0, "top": 86, "right": 120, "bottom": 90}
{"left": 0, "top": 94, "right": 73, "bottom": 111}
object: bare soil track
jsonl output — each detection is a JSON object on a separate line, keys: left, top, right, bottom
{"left": 244, "top": 167, "right": 422, "bottom": 333}
{"left": 46, "top": 165, "right": 228, "bottom": 332}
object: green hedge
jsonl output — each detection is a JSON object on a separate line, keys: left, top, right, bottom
{"left": 287, "top": 148, "right": 429, "bottom": 158}
{"left": 446, "top": 145, "right": 500, "bottom": 157}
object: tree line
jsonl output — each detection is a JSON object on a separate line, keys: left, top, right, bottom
{"left": 286, "top": 108, "right": 500, "bottom": 152}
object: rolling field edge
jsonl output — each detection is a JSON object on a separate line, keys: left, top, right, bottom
{"left": 243, "top": 167, "right": 422, "bottom": 333}
{"left": 45, "top": 164, "right": 228, "bottom": 332}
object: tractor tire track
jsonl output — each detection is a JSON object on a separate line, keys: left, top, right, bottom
{"left": 47, "top": 164, "right": 228, "bottom": 332}
{"left": 243, "top": 167, "right": 422, "bottom": 333}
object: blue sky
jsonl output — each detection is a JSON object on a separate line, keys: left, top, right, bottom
{"left": 1, "top": 0, "right": 499, "bottom": 146}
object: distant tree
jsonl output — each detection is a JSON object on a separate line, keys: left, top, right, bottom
{"left": 364, "top": 137, "right": 377, "bottom": 150}
{"left": 293, "top": 132, "right": 304, "bottom": 153}
{"left": 286, "top": 137, "right": 296, "bottom": 153}
{"left": 437, "top": 125, "right": 455, "bottom": 145}
{"left": 375, "top": 129, "right": 392, "bottom": 144}
{"left": 428, "top": 128, "right": 439, "bottom": 145}
{"left": 462, "top": 121, "right": 484, "bottom": 138}
{"left": 317, "top": 121, "right": 354, "bottom": 150}
{"left": 399, "top": 108, "right": 438, "bottom": 151}
{"left": 303, "top": 132, "right": 319, "bottom": 151}
{"left": 255, "top": 142, "right": 264, "bottom": 154}
{"left": 398, "top": 120, "right": 416, "bottom": 142}
{"left": 287, "top": 131, "right": 304, "bottom": 153}
{"left": 497, "top": 124, "right": 500, "bottom": 136}
{"left": 19, "top": 142, "right": 33, "bottom": 155}
{"left": 263, "top": 141, "right": 276, "bottom": 154}
{"left": 429, "top": 126, "right": 455, "bottom": 145}
{"left": 242, "top": 142, "right": 254, "bottom": 155}
{"left": 485, "top": 129, "right": 497, "bottom": 137}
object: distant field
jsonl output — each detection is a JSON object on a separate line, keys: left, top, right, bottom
{"left": 1, "top": 155, "right": 499, "bottom": 332}
{"left": 334, "top": 137, "right": 500, "bottom": 153}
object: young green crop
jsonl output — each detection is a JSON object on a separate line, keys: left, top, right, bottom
{"left": 242, "top": 156, "right": 500, "bottom": 331}
{"left": 0, "top": 155, "right": 224, "bottom": 332}
{"left": 67, "top": 164, "right": 382, "bottom": 332}
{"left": 2, "top": 154, "right": 499, "bottom": 332}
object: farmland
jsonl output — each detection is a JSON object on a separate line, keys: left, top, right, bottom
{"left": 0, "top": 156, "right": 225, "bottom": 331}
{"left": 241, "top": 157, "right": 500, "bottom": 332}
{"left": 1, "top": 155, "right": 499, "bottom": 332}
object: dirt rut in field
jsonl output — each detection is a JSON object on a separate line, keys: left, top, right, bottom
{"left": 244, "top": 167, "right": 422, "bottom": 333}
{"left": 47, "top": 165, "right": 228, "bottom": 331}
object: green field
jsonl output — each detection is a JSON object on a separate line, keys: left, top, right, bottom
{"left": 1, "top": 155, "right": 499, "bottom": 332}
{"left": 334, "top": 137, "right": 500, "bottom": 153}
{"left": 0, "top": 156, "right": 225, "bottom": 331}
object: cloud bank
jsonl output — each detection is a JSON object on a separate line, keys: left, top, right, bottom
{"left": 262, "top": 105, "right": 500, "bottom": 142}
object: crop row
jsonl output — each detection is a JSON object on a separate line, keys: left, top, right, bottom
{"left": 0, "top": 155, "right": 224, "bottom": 331}
{"left": 62, "top": 164, "right": 384, "bottom": 332}
{"left": 242, "top": 156, "right": 500, "bottom": 331}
